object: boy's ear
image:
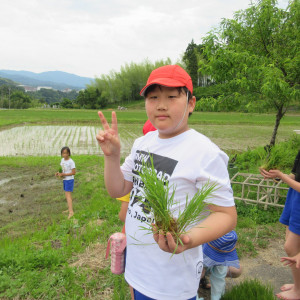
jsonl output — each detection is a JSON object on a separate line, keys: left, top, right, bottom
{"left": 188, "top": 96, "right": 196, "bottom": 113}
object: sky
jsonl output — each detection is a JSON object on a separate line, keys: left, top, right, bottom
{"left": 0, "top": 0, "right": 289, "bottom": 79}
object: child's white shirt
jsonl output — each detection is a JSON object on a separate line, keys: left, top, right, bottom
{"left": 60, "top": 158, "right": 75, "bottom": 180}
{"left": 121, "top": 129, "right": 234, "bottom": 300}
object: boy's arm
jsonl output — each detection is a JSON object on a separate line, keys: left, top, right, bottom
{"left": 154, "top": 205, "right": 237, "bottom": 254}
{"left": 187, "top": 204, "right": 237, "bottom": 247}
{"left": 97, "top": 111, "right": 132, "bottom": 197}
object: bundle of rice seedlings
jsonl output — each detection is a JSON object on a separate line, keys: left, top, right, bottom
{"left": 57, "top": 166, "right": 63, "bottom": 179}
{"left": 259, "top": 147, "right": 280, "bottom": 171}
{"left": 138, "top": 156, "right": 217, "bottom": 248}
{"left": 221, "top": 279, "right": 276, "bottom": 300}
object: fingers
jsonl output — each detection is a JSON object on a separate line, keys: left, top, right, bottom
{"left": 281, "top": 257, "right": 296, "bottom": 267}
{"left": 98, "top": 111, "right": 118, "bottom": 133}
{"left": 98, "top": 111, "right": 110, "bottom": 131}
{"left": 152, "top": 224, "right": 188, "bottom": 254}
{"left": 158, "top": 230, "right": 170, "bottom": 252}
{"left": 259, "top": 168, "right": 270, "bottom": 178}
{"left": 96, "top": 130, "right": 113, "bottom": 144}
{"left": 111, "top": 111, "right": 118, "bottom": 134}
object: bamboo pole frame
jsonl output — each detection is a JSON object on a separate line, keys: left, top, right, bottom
{"left": 230, "top": 172, "right": 289, "bottom": 209}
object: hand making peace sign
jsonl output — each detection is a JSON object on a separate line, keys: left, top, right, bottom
{"left": 96, "top": 111, "right": 120, "bottom": 157}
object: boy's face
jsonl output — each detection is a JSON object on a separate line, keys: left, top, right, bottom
{"left": 145, "top": 85, "right": 196, "bottom": 139}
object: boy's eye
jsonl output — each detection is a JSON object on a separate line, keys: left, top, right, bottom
{"left": 168, "top": 95, "right": 178, "bottom": 99}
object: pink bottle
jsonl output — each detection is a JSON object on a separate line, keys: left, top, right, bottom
{"left": 106, "top": 232, "right": 127, "bottom": 274}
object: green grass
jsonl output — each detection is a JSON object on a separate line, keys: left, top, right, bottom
{"left": 0, "top": 155, "right": 131, "bottom": 299}
{"left": 1, "top": 109, "right": 300, "bottom": 129}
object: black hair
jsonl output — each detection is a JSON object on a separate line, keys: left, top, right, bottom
{"left": 144, "top": 84, "right": 193, "bottom": 99}
{"left": 144, "top": 84, "right": 194, "bottom": 116}
{"left": 61, "top": 146, "right": 71, "bottom": 156}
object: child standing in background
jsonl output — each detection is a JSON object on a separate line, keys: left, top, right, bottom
{"left": 55, "top": 146, "right": 76, "bottom": 219}
{"left": 198, "top": 230, "right": 242, "bottom": 300}
{"left": 97, "top": 65, "right": 236, "bottom": 300}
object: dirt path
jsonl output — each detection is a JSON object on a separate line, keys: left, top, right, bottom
{"left": 198, "top": 238, "right": 293, "bottom": 299}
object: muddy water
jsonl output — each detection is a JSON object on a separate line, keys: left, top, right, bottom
{"left": 0, "top": 125, "right": 140, "bottom": 156}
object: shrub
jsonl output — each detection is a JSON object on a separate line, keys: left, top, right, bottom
{"left": 235, "top": 134, "right": 300, "bottom": 173}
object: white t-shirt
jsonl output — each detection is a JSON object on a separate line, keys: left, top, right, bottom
{"left": 60, "top": 158, "right": 75, "bottom": 180}
{"left": 121, "top": 129, "right": 235, "bottom": 300}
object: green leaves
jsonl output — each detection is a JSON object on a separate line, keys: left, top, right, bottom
{"left": 201, "top": 0, "right": 300, "bottom": 145}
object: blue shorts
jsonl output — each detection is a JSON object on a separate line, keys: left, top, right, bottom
{"left": 63, "top": 179, "right": 74, "bottom": 192}
{"left": 133, "top": 289, "right": 196, "bottom": 300}
{"left": 279, "top": 188, "right": 300, "bottom": 235}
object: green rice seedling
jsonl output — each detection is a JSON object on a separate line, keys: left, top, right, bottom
{"left": 221, "top": 279, "right": 276, "bottom": 300}
{"left": 260, "top": 146, "right": 280, "bottom": 171}
{"left": 138, "top": 155, "right": 217, "bottom": 247}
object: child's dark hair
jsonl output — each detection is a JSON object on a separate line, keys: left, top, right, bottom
{"left": 144, "top": 84, "right": 194, "bottom": 116}
{"left": 61, "top": 146, "right": 71, "bottom": 156}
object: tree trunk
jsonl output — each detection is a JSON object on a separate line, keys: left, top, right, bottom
{"left": 269, "top": 105, "right": 284, "bottom": 147}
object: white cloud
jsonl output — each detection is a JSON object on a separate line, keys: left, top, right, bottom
{"left": 0, "top": 0, "right": 290, "bottom": 78}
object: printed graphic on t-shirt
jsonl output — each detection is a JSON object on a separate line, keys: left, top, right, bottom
{"left": 196, "top": 261, "right": 203, "bottom": 279}
{"left": 128, "top": 150, "right": 178, "bottom": 223}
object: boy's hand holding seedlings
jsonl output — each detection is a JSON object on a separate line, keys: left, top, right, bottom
{"left": 152, "top": 204, "right": 237, "bottom": 255}
{"left": 153, "top": 225, "right": 191, "bottom": 254}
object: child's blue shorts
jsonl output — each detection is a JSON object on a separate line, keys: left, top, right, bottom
{"left": 133, "top": 289, "right": 196, "bottom": 300}
{"left": 63, "top": 179, "right": 74, "bottom": 192}
{"left": 279, "top": 188, "right": 300, "bottom": 235}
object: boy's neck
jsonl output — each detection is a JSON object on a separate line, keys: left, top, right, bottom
{"left": 158, "top": 127, "right": 191, "bottom": 139}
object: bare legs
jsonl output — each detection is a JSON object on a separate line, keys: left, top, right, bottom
{"left": 277, "top": 228, "right": 300, "bottom": 300}
{"left": 65, "top": 191, "right": 74, "bottom": 219}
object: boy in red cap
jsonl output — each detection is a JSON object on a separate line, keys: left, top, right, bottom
{"left": 97, "top": 65, "right": 237, "bottom": 300}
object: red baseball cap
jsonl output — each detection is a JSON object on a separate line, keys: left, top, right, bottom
{"left": 143, "top": 120, "right": 156, "bottom": 135}
{"left": 140, "top": 65, "right": 193, "bottom": 96}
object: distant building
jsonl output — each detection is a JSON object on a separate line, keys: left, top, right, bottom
{"left": 37, "top": 86, "right": 54, "bottom": 91}
{"left": 62, "top": 88, "right": 72, "bottom": 93}
{"left": 18, "top": 85, "right": 37, "bottom": 92}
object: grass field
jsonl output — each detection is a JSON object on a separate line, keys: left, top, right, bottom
{"left": 0, "top": 108, "right": 298, "bottom": 299}
{"left": 1, "top": 108, "right": 300, "bottom": 128}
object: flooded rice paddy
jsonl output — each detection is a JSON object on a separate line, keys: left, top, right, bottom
{"left": 0, "top": 123, "right": 297, "bottom": 156}
{"left": 0, "top": 125, "right": 142, "bottom": 156}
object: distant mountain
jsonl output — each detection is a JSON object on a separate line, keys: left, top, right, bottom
{"left": 0, "top": 70, "right": 93, "bottom": 90}
{"left": 0, "top": 77, "right": 17, "bottom": 86}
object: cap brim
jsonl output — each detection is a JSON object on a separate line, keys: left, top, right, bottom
{"left": 140, "top": 78, "right": 187, "bottom": 96}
